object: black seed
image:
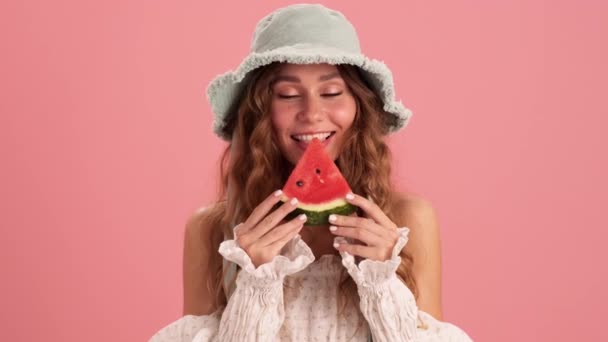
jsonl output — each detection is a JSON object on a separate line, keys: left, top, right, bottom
{"left": 296, "top": 180, "right": 304, "bottom": 187}
{"left": 315, "top": 168, "right": 321, "bottom": 174}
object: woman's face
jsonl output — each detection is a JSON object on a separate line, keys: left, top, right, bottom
{"left": 270, "top": 63, "right": 357, "bottom": 165}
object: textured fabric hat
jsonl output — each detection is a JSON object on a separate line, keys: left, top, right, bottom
{"left": 206, "top": 3, "right": 413, "bottom": 141}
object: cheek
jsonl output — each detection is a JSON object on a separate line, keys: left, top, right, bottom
{"left": 270, "top": 103, "right": 282, "bottom": 126}
{"left": 270, "top": 110, "right": 292, "bottom": 138}
{"left": 328, "top": 99, "right": 357, "bottom": 126}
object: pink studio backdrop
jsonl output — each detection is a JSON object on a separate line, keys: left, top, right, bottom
{"left": 1, "top": 0, "right": 606, "bottom": 341}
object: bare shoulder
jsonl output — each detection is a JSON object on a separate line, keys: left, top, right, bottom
{"left": 184, "top": 205, "right": 215, "bottom": 240}
{"left": 391, "top": 191, "right": 442, "bottom": 258}
{"left": 392, "top": 191, "right": 440, "bottom": 230}
{"left": 184, "top": 202, "right": 227, "bottom": 241}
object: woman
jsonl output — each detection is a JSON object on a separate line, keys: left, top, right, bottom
{"left": 151, "top": 4, "right": 473, "bottom": 341}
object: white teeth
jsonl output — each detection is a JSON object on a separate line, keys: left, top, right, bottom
{"left": 293, "top": 132, "right": 332, "bottom": 142}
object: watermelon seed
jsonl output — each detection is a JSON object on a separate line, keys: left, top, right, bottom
{"left": 315, "top": 168, "right": 321, "bottom": 174}
{"left": 296, "top": 180, "right": 304, "bottom": 187}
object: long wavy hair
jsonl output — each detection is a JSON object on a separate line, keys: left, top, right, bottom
{"left": 200, "top": 62, "right": 419, "bottom": 333}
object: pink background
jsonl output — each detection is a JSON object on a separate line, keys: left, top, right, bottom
{"left": 1, "top": 0, "right": 606, "bottom": 341}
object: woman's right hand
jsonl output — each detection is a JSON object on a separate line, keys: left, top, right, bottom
{"left": 234, "top": 190, "right": 307, "bottom": 268}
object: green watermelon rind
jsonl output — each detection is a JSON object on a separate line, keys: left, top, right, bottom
{"left": 282, "top": 202, "right": 358, "bottom": 226}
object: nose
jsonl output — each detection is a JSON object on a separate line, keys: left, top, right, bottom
{"left": 297, "top": 95, "right": 324, "bottom": 123}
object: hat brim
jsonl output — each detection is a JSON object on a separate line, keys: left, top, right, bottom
{"left": 206, "top": 45, "right": 413, "bottom": 141}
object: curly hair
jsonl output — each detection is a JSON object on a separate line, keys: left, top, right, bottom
{"left": 200, "top": 62, "right": 419, "bottom": 334}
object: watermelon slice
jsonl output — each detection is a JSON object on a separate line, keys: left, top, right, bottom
{"left": 280, "top": 138, "right": 357, "bottom": 226}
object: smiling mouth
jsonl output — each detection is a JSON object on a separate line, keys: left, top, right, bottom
{"left": 290, "top": 131, "right": 336, "bottom": 142}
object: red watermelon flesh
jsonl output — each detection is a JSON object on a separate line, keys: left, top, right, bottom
{"left": 281, "top": 138, "right": 357, "bottom": 225}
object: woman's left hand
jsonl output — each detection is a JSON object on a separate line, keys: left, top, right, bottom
{"left": 329, "top": 192, "right": 400, "bottom": 262}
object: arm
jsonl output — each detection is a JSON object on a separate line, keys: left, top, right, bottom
{"left": 342, "top": 242, "right": 473, "bottom": 342}
{"left": 151, "top": 207, "right": 315, "bottom": 342}
{"left": 396, "top": 195, "right": 443, "bottom": 320}
{"left": 151, "top": 233, "right": 314, "bottom": 342}
{"left": 150, "top": 207, "right": 222, "bottom": 342}
{"left": 214, "top": 232, "right": 314, "bottom": 341}
{"left": 337, "top": 228, "right": 420, "bottom": 342}
{"left": 335, "top": 194, "right": 472, "bottom": 341}
{"left": 183, "top": 206, "right": 219, "bottom": 316}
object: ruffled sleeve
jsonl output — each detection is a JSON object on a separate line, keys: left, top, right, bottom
{"left": 214, "top": 230, "right": 315, "bottom": 341}
{"left": 337, "top": 227, "right": 418, "bottom": 341}
{"left": 149, "top": 310, "right": 222, "bottom": 342}
{"left": 149, "top": 229, "right": 315, "bottom": 342}
{"left": 337, "top": 227, "right": 473, "bottom": 342}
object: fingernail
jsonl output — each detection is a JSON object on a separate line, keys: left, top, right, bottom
{"left": 329, "top": 214, "right": 337, "bottom": 222}
{"left": 298, "top": 214, "right": 307, "bottom": 221}
{"left": 346, "top": 193, "right": 354, "bottom": 200}
{"left": 329, "top": 225, "right": 337, "bottom": 232}
{"left": 290, "top": 198, "right": 299, "bottom": 205}
{"left": 274, "top": 189, "right": 283, "bottom": 197}
{"left": 333, "top": 242, "right": 340, "bottom": 249}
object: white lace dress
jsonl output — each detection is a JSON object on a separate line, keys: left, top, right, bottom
{"left": 149, "top": 227, "right": 474, "bottom": 341}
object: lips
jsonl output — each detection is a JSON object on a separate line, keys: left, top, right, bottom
{"left": 290, "top": 131, "right": 336, "bottom": 142}
{"left": 292, "top": 132, "right": 336, "bottom": 150}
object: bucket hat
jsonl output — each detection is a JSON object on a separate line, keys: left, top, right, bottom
{"left": 206, "top": 3, "right": 413, "bottom": 141}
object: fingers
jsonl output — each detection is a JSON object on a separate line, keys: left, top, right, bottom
{"left": 328, "top": 225, "right": 384, "bottom": 246}
{"left": 256, "top": 196, "right": 300, "bottom": 234}
{"left": 333, "top": 240, "right": 380, "bottom": 260}
{"left": 246, "top": 197, "right": 299, "bottom": 243}
{"left": 241, "top": 189, "right": 286, "bottom": 234}
{"left": 344, "top": 193, "right": 397, "bottom": 231}
{"left": 267, "top": 221, "right": 306, "bottom": 252}
{"left": 328, "top": 203, "right": 399, "bottom": 262}
{"left": 258, "top": 214, "right": 307, "bottom": 247}
{"left": 329, "top": 214, "right": 394, "bottom": 241}
{"left": 238, "top": 194, "right": 300, "bottom": 247}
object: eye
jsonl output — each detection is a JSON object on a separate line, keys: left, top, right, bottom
{"left": 278, "top": 94, "right": 300, "bottom": 99}
{"left": 322, "top": 92, "right": 342, "bottom": 97}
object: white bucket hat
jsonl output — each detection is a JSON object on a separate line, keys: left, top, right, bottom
{"left": 206, "top": 3, "right": 413, "bottom": 141}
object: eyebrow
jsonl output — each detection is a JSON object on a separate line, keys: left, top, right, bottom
{"left": 272, "top": 72, "right": 341, "bottom": 84}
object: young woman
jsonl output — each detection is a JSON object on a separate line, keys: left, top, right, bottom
{"left": 151, "top": 4, "right": 473, "bottom": 341}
